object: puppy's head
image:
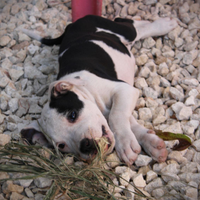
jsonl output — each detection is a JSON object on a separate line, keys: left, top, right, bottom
{"left": 21, "top": 78, "right": 115, "bottom": 160}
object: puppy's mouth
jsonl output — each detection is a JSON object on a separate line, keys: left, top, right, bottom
{"left": 80, "top": 126, "right": 114, "bottom": 161}
{"left": 101, "top": 125, "right": 112, "bottom": 150}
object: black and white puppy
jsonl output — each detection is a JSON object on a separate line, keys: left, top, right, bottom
{"left": 21, "top": 15, "right": 177, "bottom": 165}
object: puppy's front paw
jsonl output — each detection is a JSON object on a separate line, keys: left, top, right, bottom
{"left": 115, "top": 135, "right": 141, "bottom": 165}
{"left": 140, "top": 130, "right": 168, "bottom": 163}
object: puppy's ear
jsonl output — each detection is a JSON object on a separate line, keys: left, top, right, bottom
{"left": 49, "top": 78, "right": 85, "bottom": 98}
{"left": 51, "top": 81, "right": 73, "bottom": 98}
{"left": 21, "top": 121, "right": 50, "bottom": 146}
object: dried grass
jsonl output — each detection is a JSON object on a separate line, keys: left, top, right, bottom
{"left": 0, "top": 139, "right": 149, "bottom": 200}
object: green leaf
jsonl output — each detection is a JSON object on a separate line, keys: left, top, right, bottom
{"left": 155, "top": 130, "right": 192, "bottom": 151}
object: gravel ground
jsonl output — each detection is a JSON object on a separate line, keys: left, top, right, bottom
{"left": 0, "top": 0, "right": 200, "bottom": 199}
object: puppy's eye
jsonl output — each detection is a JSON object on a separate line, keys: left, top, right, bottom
{"left": 67, "top": 111, "right": 77, "bottom": 123}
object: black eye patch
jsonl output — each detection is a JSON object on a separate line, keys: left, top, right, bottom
{"left": 50, "top": 91, "right": 84, "bottom": 115}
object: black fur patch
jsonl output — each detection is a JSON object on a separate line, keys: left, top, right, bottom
{"left": 50, "top": 91, "right": 84, "bottom": 115}
{"left": 58, "top": 41, "right": 118, "bottom": 81}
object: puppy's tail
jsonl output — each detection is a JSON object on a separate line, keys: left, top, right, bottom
{"left": 21, "top": 28, "right": 64, "bottom": 46}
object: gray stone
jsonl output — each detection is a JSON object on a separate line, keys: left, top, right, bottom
{"left": 11, "top": 4, "right": 20, "bottom": 15}
{"left": 158, "top": 62, "right": 169, "bottom": 76}
{"left": 146, "top": 97, "right": 159, "bottom": 108}
{"left": 162, "top": 50, "right": 175, "bottom": 57}
{"left": 10, "top": 192, "right": 25, "bottom": 200}
{"left": 7, "top": 122, "right": 17, "bottom": 131}
{"left": 0, "top": 134, "right": 11, "bottom": 146}
{"left": 8, "top": 98, "right": 18, "bottom": 113}
{"left": 0, "top": 113, "right": 5, "bottom": 124}
{"left": 143, "top": 0, "right": 157, "bottom": 5}
{"left": 38, "top": 64, "right": 54, "bottom": 74}
{"left": 124, "top": 183, "right": 135, "bottom": 200}
{"left": 182, "top": 53, "right": 193, "bottom": 65}
{"left": 145, "top": 178, "right": 163, "bottom": 194}
{"left": 146, "top": 170, "right": 157, "bottom": 183}
{"left": 181, "top": 78, "right": 199, "bottom": 87}
{"left": 24, "top": 62, "right": 47, "bottom": 79}
{"left": 13, "top": 173, "right": 33, "bottom": 188}
{"left": 36, "top": 85, "right": 48, "bottom": 96}
{"left": 35, "top": 193, "right": 45, "bottom": 200}
{"left": 153, "top": 162, "right": 167, "bottom": 173}
{"left": 169, "top": 25, "right": 182, "bottom": 39}
{"left": 116, "top": 0, "right": 126, "bottom": 6}
{"left": 167, "top": 180, "right": 187, "bottom": 192}
{"left": 135, "top": 154, "right": 152, "bottom": 167}
{"left": 34, "top": 177, "right": 52, "bottom": 188}
{"left": 181, "top": 162, "right": 199, "bottom": 173}
{"left": 120, "top": 5, "right": 128, "bottom": 18}
{"left": 0, "top": 94, "right": 9, "bottom": 111}
{"left": 2, "top": 180, "right": 24, "bottom": 194}
{"left": 136, "top": 54, "right": 148, "bottom": 66}
{"left": 185, "top": 187, "right": 198, "bottom": 200}
{"left": 27, "top": 44, "right": 40, "bottom": 55}
{"left": 193, "top": 57, "right": 200, "bottom": 67}
{"left": 16, "top": 99, "right": 29, "bottom": 117}
{"left": 153, "top": 115, "right": 166, "bottom": 125}
{"left": 184, "top": 41, "right": 198, "bottom": 51}
{"left": 0, "top": 35, "right": 11, "bottom": 46}
{"left": 162, "top": 121, "right": 183, "bottom": 134}
{"left": 161, "top": 163, "right": 180, "bottom": 175}
{"left": 169, "top": 87, "right": 184, "bottom": 101}
{"left": 1, "top": 58, "right": 13, "bottom": 70}
{"left": 138, "top": 66, "right": 151, "bottom": 78}
{"left": 9, "top": 68, "right": 24, "bottom": 82}
{"left": 28, "top": 104, "right": 42, "bottom": 114}
{"left": 192, "top": 139, "right": 200, "bottom": 152}
{"left": 151, "top": 188, "right": 165, "bottom": 198}
{"left": 134, "top": 77, "right": 148, "bottom": 89}
{"left": 172, "top": 102, "right": 193, "bottom": 120}
{"left": 179, "top": 2, "right": 189, "bottom": 13}
{"left": 179, "top": 173, "right": 200, "bottom": 184}
{"left": 193, "top": 152, "right": 200, "bottom": 164}
{"left": 0, "top": 76, "right": 9, "bottom": 88}
{"left": 177, "top": 106, "right": 192, "bottom": 121}
{"left": 133, "top": 174, "right": 146, "bottom": 188}
{"left": 25, "top": 188, "right": 34, "bottom": 198}
{"left": 127, "top": 2, "right": 137, "bottom": 15}
{"left": 138, "top": 107, "right": 152, "bottom": 122}
{"left": 160, "top": 77, "right": 170, "bottom": 87}
{"left": 18, "top": 32, "right": 31, "bottom": 42}
{"left": 185, "top": 95, "right": 195, "bottom": 106}
{"left": 168, "top": 151, "right": 188, "bottom": 164}
{"left": 143, "top": 87, "right": 158, "bottom": 99}
{"left": 143, "top": 37, "right": 156, "bottom": 49}
{"left": 120, "top": 171, "right": 130, "bottom": 186}
{"left": 175, "top": 37, "right": 184, "bottom": 47}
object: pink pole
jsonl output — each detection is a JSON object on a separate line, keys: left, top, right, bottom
{"left": 72, "top": 0, "right": 102, "bottom": 22}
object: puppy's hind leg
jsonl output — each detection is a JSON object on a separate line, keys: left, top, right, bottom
{"left": 134, "top": 18, "right": 178, "bottom": 41}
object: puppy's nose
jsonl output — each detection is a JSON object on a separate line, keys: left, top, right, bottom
{"left": 80, "top": 138, "right": 97, "bottom": 154}
{"left": 57, "top": 142, "right": 68, "bottom": 151}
